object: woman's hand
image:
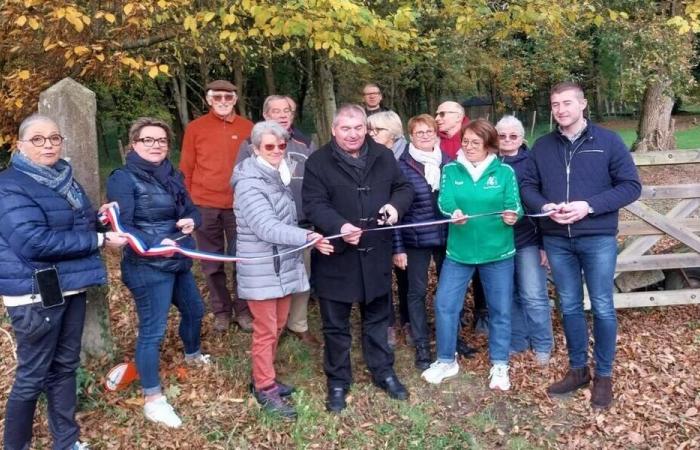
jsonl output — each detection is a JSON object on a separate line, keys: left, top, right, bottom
{"left": 307, "top": 232, "right": 334, "bottom": 255}
{"left": 539, "top": 249, "right": 550, "bottom": 270}
{"left": 340, "top": 223, "right": 362, "bottom": 245}
{"left": 393, "top": 253, "right": 407, "bottom": 270}
{"left": 160, "top": 238, "right": 178, "bottom": 246}
{"left": 452, "top": 209, "right": 468, "bottom": 225}
{"left": 103, "top": 232, "right": 128, "bottom": 249}
{"left": 502, "top": 210, "right": 518, "bottom": 226}
{"left": 98, "top": 201, "right": 118, "bottom": 215}
{"left": 176, "top": 218, "right": 195, "bottom": 235}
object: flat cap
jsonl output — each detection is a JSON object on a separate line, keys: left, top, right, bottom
{"left": 205, "top": 80, "right": 237, "bottom": 92}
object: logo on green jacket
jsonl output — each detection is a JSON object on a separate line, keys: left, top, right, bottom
{"left": 484, "top": 175, "right": 499, "bottom": 189}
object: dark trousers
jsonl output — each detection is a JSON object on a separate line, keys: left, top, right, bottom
{"left": 460, "top": 271, "right": 487, "bottom": 328}
{"left": 194, "top": 206, "right": 249, "bottom": 318}
{"left": 389, "top": 267, "right": 409, "bottom": 327}
{"left": 319, "top": 295, "right": 395, "bottom": 389}
{"left": 4, "top": 293, "right": 86, "bottom": 450}
{"left": 404, "top": 246, "right": 445, "bottom": 347}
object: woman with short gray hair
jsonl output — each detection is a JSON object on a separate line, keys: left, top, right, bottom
{"left": 231, "top": 120, "right": 333, "bottom": 419}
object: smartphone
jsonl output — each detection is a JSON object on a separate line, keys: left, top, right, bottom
{"left": 34, "top": 267, "right": 65, "bottom": 308}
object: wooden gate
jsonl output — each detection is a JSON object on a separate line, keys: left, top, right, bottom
{"left": 584, "top": 150, "right": 700, "bottom": 309}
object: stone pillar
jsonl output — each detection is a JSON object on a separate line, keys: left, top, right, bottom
{"left": 39, "top": 77, "right": 114, "bottom": 359}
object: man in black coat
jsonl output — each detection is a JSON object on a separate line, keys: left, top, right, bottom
{"left": 302, "top": 104, "right": 414, "bottom": 412}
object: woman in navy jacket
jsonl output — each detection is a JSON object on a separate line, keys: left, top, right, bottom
{"left": 107, "top": 117, "right": 206, "bottom": 429}
{"left": 392, "top": 114, "right": 449, "bottom": 369}
{"left": 0, "top": 114, "right": 127, "bottom": 450}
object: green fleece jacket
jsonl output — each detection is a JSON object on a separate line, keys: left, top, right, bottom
{"left": 438, "top": 157, "right": 522, "bottom": 264}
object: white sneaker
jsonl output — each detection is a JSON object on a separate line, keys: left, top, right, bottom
{"left": 185, "top": 353, "right": 211, "bottom": 366}
{"left": 72, "top": 442, "right": 90, "bottom": 450}
{"left": 421, "top": 359, "right": 459, "bottom": 384}
{"left": 144, "top": 396, "right": 182, "bottom": 428}
{"left": 489, "top": 364, "right": 511, "bottom": 391}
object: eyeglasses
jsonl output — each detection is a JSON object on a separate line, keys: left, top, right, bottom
{"left": 269, "top": 108, "right": 293, "bottom": 115}
{"left": 461, "top": 139, "right": 483, "bottom": 148}
{"left": 435, "top": 111, "right": 460, "bottom": 118}
{"left": 363, "top": 91, "right": 381, "bottom": 97}
{"left": 368, "top": 127, "right": 387, "bottom": 136}
{"left": 498, "top": 133, "right": 521, "bottom": 141}
{"left": 136, "top": 137, "right": 169, "bottom": 147}
{"left": 413, "top": 130, "right": 435, "bottom": 138}
{"left": 209, "top": 93, "right": 236, "bottom": 103}
{"left": 262, "top": 142, "right": 287, "bottom": 151}
{"left": 21, "top": 134, "right": 65, "bottom": 147}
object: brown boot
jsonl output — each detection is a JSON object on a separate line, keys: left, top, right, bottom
{"left": 214, "top": 314, "right": 231, "bottom": 332}
{"left": 591, "top": 376, "right": 613, "bottom": 410}
{"left": 287, "top": 329, "right": 321, "bottom": 347}
{"left": 547, "top": 367, "right": 591, "bottom": 397}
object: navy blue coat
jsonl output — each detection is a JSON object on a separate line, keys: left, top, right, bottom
{"left": 521, "top": 123, "right": 641, "bottom": 237}
{"left": 392, "top": 147, "right": 448, "bottom": 254}
{"left": 501, "top": 145, "right": 542, "bottom": 250}
{"left": 0, "top": 166, "right": 106, "bottom": 296}
{"left": 107, "top": 163, "right": 201, "bottom": 273}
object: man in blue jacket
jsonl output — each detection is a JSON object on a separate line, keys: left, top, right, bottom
{"left": 521, "top": 82, "right": 641, "bottom": 410}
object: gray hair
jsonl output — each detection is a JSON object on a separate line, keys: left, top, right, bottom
{"left": 251, "top": 120, "right": 290, "bottom": 147}
{"left": 367, "top": 111, "right": 403, "bottom": 140}
{"left": 495, "top": 115, "right": 525, "bottom": 137}
{"left": 18, "top": 114, "right": 59, "bottom": 140}
{"left": 262, "top": 95, "right": 293, "bottom": 115}
{"left": 332, "top": 104, "right": 367, "bottom": 128}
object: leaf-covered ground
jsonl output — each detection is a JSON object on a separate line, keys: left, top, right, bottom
{"left": 1, "top": 164, "right": 698, "bottom": 449}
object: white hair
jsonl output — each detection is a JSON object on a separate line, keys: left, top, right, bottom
{"left": 367, "top": 111, "right": 403, "bottom": 139}
{"left": 495, "top": 115, "right": 525, "bottom": 137}
{"left": 18, "top": 114, "right": 58, "bottom": 140}
{"left": 251, "top": 120, "right": 289, "bottom": 147}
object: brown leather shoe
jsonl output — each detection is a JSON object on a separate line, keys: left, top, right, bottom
{"left": 214, "top": 314, "right": 231, "bottom": 332}
{"left": 591, "top": 376, "right": 613, "bottom": 410}
{"left": 235, "top": 313, "right": 253, "bottom": 333}
{"left": 287, "top": 329, "right": 321, "bottom": 346}
{"left": 547, "top": 367, "right": 591, "bottom": 397}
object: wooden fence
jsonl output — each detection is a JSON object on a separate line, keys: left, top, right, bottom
{"left": 583, "top": 150, "right": 700, "bottom": 309}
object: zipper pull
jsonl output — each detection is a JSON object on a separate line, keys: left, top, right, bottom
{"left": 566, "top": 166, "right": 570, "bottom": 175}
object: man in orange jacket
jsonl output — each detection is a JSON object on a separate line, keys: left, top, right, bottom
{"left": 180, "top": 80, "right": 254, "bottom": 332}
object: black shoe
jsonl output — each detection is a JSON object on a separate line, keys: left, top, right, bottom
{"left": 249, "top": 380, "right": 295, "bottom": 397}
{"left": 326, "top": 387, "right": 347, "bottom": 413}
{"left": 373, "top": 375, "right": 409, "bottom": 400}
{"left": 415, "top": 345, "right": 432, "bottom": 370}
{"left": 253, "top": 385, "right": 297, "bottom": 419}
{"left": 456, "top": 338, "right": 478, "bottom": 358}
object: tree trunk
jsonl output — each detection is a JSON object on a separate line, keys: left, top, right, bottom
{"left": 234, "top": 64, "right": 247, "bottom": 118}
{"left": 310, "top": 55, "right": 336, "bottom": 145}
{"left": 172, "top": 72, "right": 189, "bottom": 128}
{"left": 632, "top": 80, "right": 676, "bottom": 152}
{"left": 264, "top": 56, "right": 276, "bottom": 96}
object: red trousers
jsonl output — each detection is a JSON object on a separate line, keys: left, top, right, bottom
{"left": 247, "top": 296, "right": 291, "bottom": 390}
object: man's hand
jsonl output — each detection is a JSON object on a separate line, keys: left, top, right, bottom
{"left": 340, "top": 223, "right": 362, "bottom": 245}
{"left": 553, "top": 201, "right": 590, "bottom": 224}
{"left": 543, "top": 202, "right": 568, "bottom": 224}
{"left": 98, "top": 201, "right": 118, "bottom": 215}
{"left": 307, "top": 232, "right": 334, "bottom": 255}
{"left": 502, "top": 210, "right": 518, "bottom": 226}
{"left": 176, "top": 218, "right": 196, "bottom": 235}
{"left": 103, "top": 232, "right": 128, "bottom": 249}
{"left": 393, "top": 253, "right": 407, "bottom": 270}
{"left": 451, "top": 209, "right": 468, "bottom": 225}
{"left": 377, "top": 204, "right": 398, "bottom": 226}
{"left": 539, "top": 249, "right": 550, "bottom": 270}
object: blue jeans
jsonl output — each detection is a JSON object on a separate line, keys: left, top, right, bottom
{"left": 434, "top": 257, "right": 514, "bottom": 365}
{"left": 122, "top": 263, "right": 204, "bottom": 395}
{"left": 510, "top": 245, "right": 553, "bottom": 354}
{"left": 4, "top": 293, "right": 85, "bottom": 450}
{"left": 543, "top": 235, "right": 618, "bottom": 377}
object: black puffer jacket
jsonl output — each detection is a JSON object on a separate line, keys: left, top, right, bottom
{"left": 107, "top": 163, "right": 201, "bottom": 272}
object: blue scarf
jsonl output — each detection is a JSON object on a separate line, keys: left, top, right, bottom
{"left": 11, "top": 151, "right": 86, "bottom": 210}
{"left": 126, "top": 151, "right": 188, "bottom": 217}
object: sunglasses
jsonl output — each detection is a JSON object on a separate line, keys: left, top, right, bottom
{"left": 498, "top": 133, "right": 521, "bottom": 141}
{"left": 262, "top": 142, "right": 287, "bottom": 151}
{"left": 210, "top": 93, "right": 236, "bottom": 102}
{"left": 435, "top": 111, "right": 460, "bottom": 118}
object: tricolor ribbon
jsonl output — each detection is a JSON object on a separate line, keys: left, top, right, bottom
{"left": 99, "top": 204, "right": 554, "bottom": 263}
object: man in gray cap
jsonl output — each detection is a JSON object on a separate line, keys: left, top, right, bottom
{"left": 180, "top": 80, "right": 254, "bottom": 332}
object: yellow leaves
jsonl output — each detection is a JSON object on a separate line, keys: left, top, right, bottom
{"left": 148, "top": 65, "right": 159, "bottom": 78}
{"left": 124, "top": 3, "right": 135, "bottom": 16}
{"left": 15, "top": 15, "right": 27, "bottom": 27}
{"left": 667, "top": 16, "right": 692, "bottom": 34}
{"left": 282, "top": 42, "right": 291, "bottom": 52}
{"left": 104, "top": 13, "right": 116, "bottom": 23}
{"left": 119, "top": 56, "right": 141, "bottom": 70}
{"left": 28, "top": 18, "right": 40, "bottom": 30}
{"left": 159, "top": 65, "right": 169, "bottom": 74}
{"left": 203, "top": 11, "right": 216, "bottom": 23}
{"left": 183, "top": 15, "right": 197, "bottom": 31}
{"left": 15, "top": 99, "right": 23, "bottom": 109}
{"left": 95, "top": 54, "right": 105, "bottom": 62}
{"left": 73, "top": 46, "right": 91, "bottom": 57}
{"left": 219, "top": 30, "right": 230, "bottom": 40}
{"left": 18, "top": 70, "right": 30, "bottom": 81}
{"left": 157, "top": 0, "right": 168, "bottom": 8}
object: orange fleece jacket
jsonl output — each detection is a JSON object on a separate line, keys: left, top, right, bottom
{"left": 180, "top": 111, "right": 254, "bottom": 209}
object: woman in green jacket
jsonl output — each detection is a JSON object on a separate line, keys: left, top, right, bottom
{"left": 421, "top": 119, "right": 521, "bottom": 390}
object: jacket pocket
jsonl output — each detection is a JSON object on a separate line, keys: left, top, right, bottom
{"left": 7, "top": 304, "right": 54, "bottom": 344}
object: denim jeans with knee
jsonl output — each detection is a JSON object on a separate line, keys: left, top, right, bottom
{"left": 434, "top": 257, "right": 514, "bottom": 365}
{"left": 510, "top": 245, "right": 553, "bottom": 354}
{"left": 543, "top": 235, "right": 618, "bottom": 377}
{"left": 122, "top": 263, "right": 204, "bottom": 395}
{"left": 4, "top": 293, "right": 86, "bottom": 450}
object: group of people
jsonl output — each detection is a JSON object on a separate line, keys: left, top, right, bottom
{"left": 0, "top": 80, "right": 641, "bottom": 449}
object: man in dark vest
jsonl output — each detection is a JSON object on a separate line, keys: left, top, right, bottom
{"left": 303, "top": 104, "right": 414, "bottom": 413}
